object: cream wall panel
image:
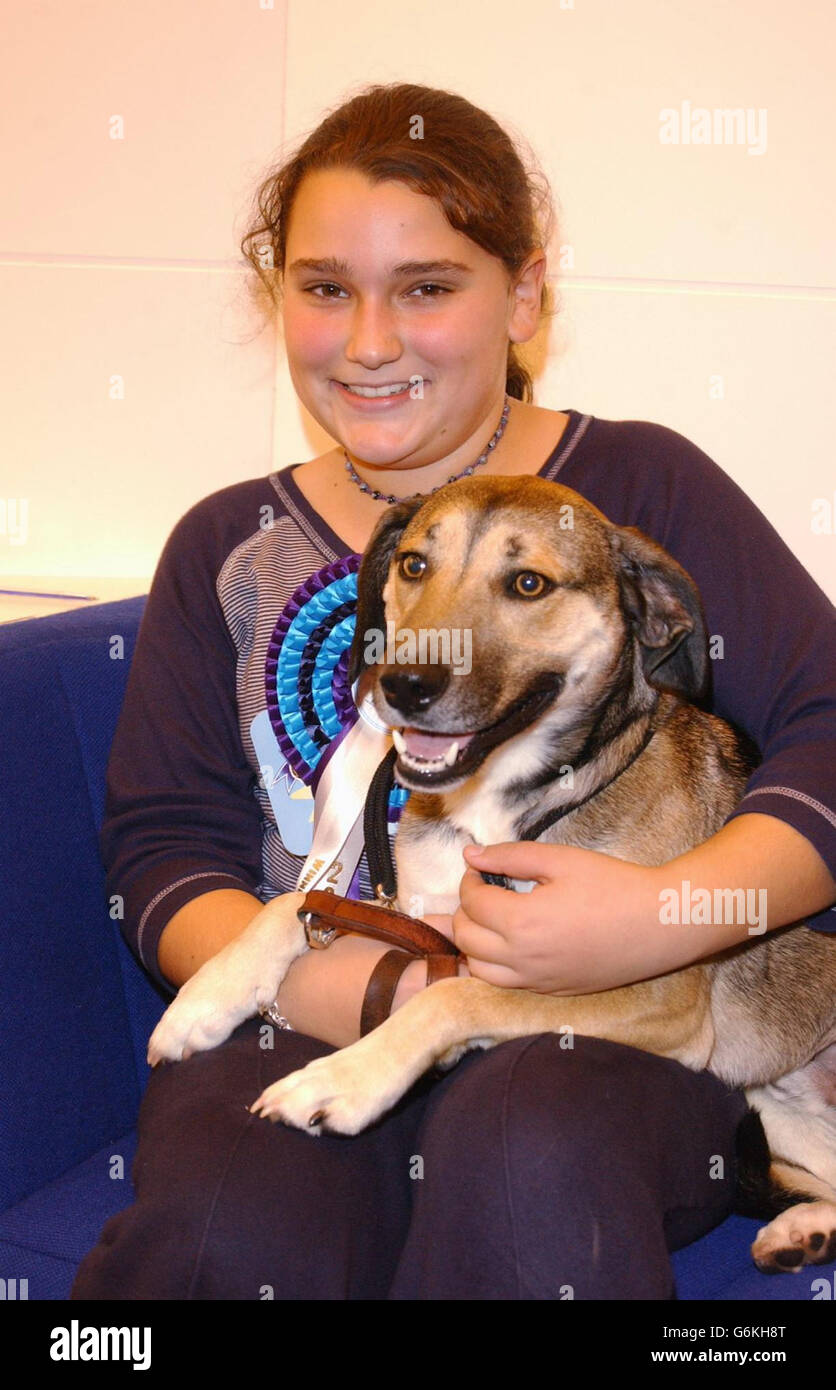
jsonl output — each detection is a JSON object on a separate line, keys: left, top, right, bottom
{"left": 284, "top": 0, "right": 834, "bottom": 286}
{"left": 536, "top": 283, "right": 834, "bottom": 600}
{"left": 2, "top": 0, "right": 288, "bottom": 260}
{"left": 1, "top": 0, "right": 287, "bottom": 602}
{"left": 1, "top": 263, "right": 275, "bottom": 578}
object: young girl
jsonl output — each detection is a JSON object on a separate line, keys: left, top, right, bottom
{"left": 71, "top": 83, "right": 835, "bottom": 1300}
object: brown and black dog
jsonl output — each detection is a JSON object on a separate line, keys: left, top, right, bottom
{"left": 149, "top": 475, "right": 836, "bottom": 1274}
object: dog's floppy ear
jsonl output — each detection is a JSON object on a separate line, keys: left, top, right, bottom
{"left": 348, "top": 497, "right": 426, "bottom": 686}
{"left": 608, "top": 524, "right": 709, "bottom": 702}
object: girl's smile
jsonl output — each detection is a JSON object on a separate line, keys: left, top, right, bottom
{"left": 333, "top": 379, "right": 416, "bottom": 406}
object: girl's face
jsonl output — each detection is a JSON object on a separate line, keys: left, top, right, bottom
{"left": 281, "top": 167, "right": 542, "bottom": 473}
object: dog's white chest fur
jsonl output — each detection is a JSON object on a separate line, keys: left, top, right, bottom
{"left": 394, "top": 775, "right": 536, "bottom": 917}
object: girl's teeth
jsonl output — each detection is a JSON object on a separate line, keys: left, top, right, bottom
{"left": 343, "top": 382, "right": 410, "bottom": 398}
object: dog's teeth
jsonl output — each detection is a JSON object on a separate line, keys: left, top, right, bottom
{"left": 392, "top": 730, "right": 469, "bottom": 773}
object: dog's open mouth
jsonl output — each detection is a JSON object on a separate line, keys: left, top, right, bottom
{"left": 391, "top": 681, "right": 562, "bottom": 788}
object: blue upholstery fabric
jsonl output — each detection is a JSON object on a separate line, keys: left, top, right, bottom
{"left": 0, "top": 597, "right": 832, "bottom": 1299}
{"left": 0, "top": 600, "right": 165, "bottom": 1211}
{"left": 0, "top": 1133, "right": 138, "bottom": 1301}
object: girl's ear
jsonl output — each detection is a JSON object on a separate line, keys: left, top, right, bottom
{"left": 348, "top": 498, "right": 426, "bottom": 687}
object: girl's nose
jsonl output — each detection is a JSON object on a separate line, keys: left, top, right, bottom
{"left": 344, "top": 300, "right": 402, "bottom": 366}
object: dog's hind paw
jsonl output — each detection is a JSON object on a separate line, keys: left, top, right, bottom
{"left": 249, "top": 1049, "right": 402, "bottom": 1136}
{"left": 751, "top": 1200, "right": 836, "bottom": 1273}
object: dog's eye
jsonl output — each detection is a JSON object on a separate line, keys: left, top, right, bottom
{"left": 398, "top": 553, "right": 426, "bottom": 580}
{"left": 511, "top": 571, "right": 550, "bottom": 598}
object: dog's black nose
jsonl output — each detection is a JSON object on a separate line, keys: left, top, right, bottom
{"left": 380, "top": 665, "right": 450, "bottom": 717}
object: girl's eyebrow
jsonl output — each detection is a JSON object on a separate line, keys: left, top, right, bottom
{"left": 287, "top": 257, "right": 473, "bottom": 278}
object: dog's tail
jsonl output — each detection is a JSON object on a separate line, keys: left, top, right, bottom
{"left": 734, "top": 1107, "right": 819, "bottom": 1218}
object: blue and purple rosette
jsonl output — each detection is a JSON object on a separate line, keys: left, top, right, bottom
{"left": 264, "top": 555, "right": 408, "bottom": 815}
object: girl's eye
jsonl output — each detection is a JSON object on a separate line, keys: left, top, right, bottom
{"left": 303, "top": 282, "right": 450, "bottom": 301}
{"left": 398, "top": 553, "right": 426, "bottom": 580}
{"left": 408, "top": 283, "right": 449, "bottom": 298}
{"left": 511, "top": 572, "right": 550, "bottom": 598}
{"left": 306, "top": 283, "right": 347, "bottom": 299}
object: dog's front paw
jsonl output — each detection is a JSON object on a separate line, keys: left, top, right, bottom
{"left": 147, "top": 967, "right": 261, "bottom": 1066}
{"left": 250, "top": 1047, "right": 401, "bottom": 1136}
{"left": 751, "top": 1200, "right": 836, "bottom": 1273}
{"left": 147, "top": 895, "right": 305, "bottom": 1066}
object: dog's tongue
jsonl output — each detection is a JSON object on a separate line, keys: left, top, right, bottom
{"left": 401, "top": 727, "right": 475, "bottom": 758}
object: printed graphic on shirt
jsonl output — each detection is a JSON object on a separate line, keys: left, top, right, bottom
{"left": 249, "top": 708, "right": 313, "bottom": 854}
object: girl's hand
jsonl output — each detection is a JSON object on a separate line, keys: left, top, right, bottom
{"left": 452, "top": 842, "right": 665, "bottom": 995}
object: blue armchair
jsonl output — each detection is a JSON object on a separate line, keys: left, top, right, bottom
{"left": 0, "top": 597, "right": 829, "bottom": 1299}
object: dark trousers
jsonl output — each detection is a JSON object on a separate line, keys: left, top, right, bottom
{"left": 70, "top": 1022, "right": 748, "bottom": 1300}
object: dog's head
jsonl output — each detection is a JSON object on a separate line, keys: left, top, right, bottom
{"left": 348, "top": 475, "right": 708, "bottom": 791}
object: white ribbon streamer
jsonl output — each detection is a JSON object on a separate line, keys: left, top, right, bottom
{"left": 295, "top": 685, "right": 393, "bottom": 898}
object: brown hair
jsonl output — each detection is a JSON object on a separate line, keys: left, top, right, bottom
{"left": 239, "top": 83, "right": 556, "bottom": 402}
